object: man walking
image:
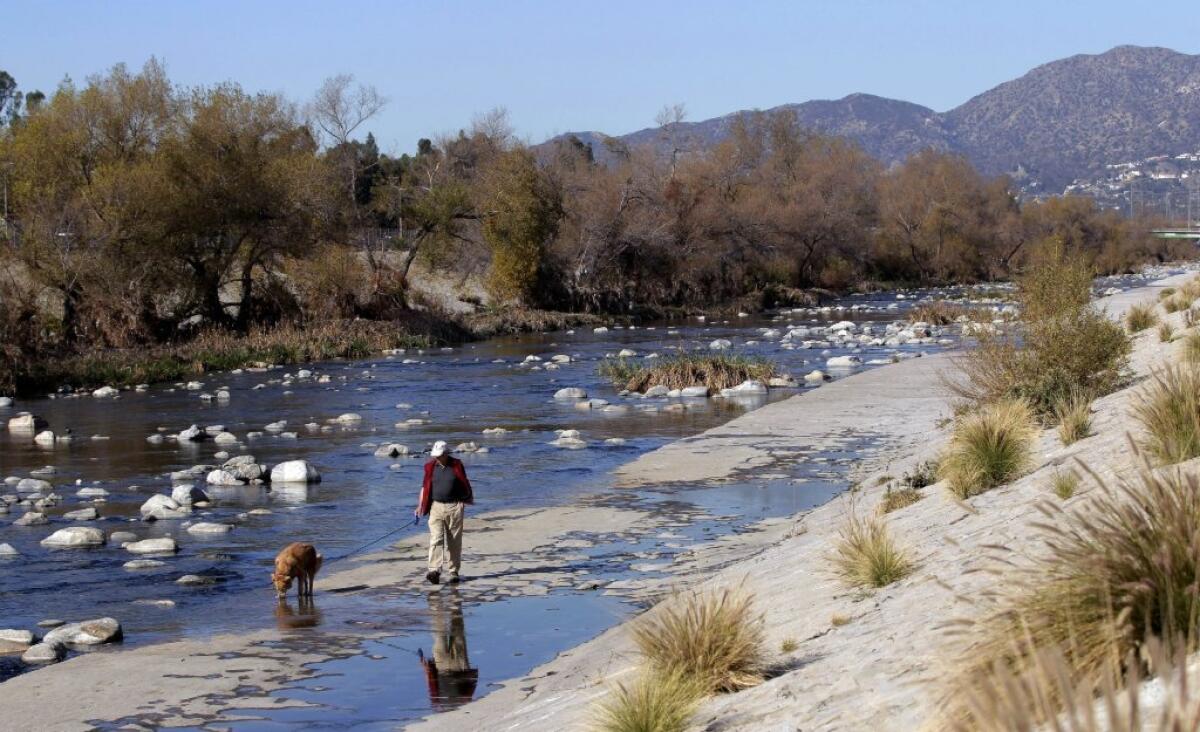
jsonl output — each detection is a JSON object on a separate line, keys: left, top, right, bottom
{"left": 415, "top": 440, "right": 474, "bottom": 584}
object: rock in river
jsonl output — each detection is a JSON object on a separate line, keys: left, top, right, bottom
{"left": 554, "top": 387, "right": 588, "bottom": 400}
{"left": 187, "top": 522, "right": 232, "bottom": 535}
{"left": 825, "top": 355, "right": 863, "bottom": 368}
{"left": 125, "top": 537, "right": 178, "bottom": 554}
{"left": 171, "top": 484, "right": 209, "bottom": 506}
{"left": 42, "top": 617, "right": 122, "bottom": 646}
{"left": 0, "top": 543, "right": 19, "bottom": 556}
{"left": 16, "top": 478, "right": 52, "bottom": 493}
{"left": 8, "top": 412, "right": 47, "bottom": 433}
{"left": 0, "top": 629, "right": 35, "bottom": 651}
{"left": 140, "top": 494, "right": 190, "bottom": 520}
{"left": 40, "top": 526, "right": 106, "bottom": 548}
{"left": 61, "top": 507, "right": 99, "bottom": 521}
{"left": 680, "top": 386, "right": 710, "bottom": 397}
{"left": 123, "top": 559, "right": 164, "bottom": 569}
{"left": 205, "top": 469, "right": 244, "bottom": 486}
{"left": 21, "top": 641, "right": 66, "bottom": 664}
{"left": 14, "top": 512, "right": 48, "bottom": 526}
{"left": 270, "top": 460, "right": 320, "bottom": 484}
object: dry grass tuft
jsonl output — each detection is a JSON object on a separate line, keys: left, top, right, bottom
{"left": 594, "top": 669, "right": 704, "bottom": 732}
{"left": 1132, "top": 366, "right": 1200, "bottom": 464}
{"left": 831, "top": 614, "right": 851, "bottom": 627}
{"left": 600, "top": 352, "right": 777, "bottom": 393}
{"left": 831, "top": 511, "right": 914, "bottom": 588}
{"left": 878, "top": 486, "right": 923, "bottom": 514}
{"left": 631, "top": 587, "right": 766, "bottom": 694}
{"left": 1050, "top": 470, "right": 1080, "bottom": 499}
{"left": 1158, "top": 321, "right": 1176, "bottom": 342}
{"left": 909, "top": 301, "right": 972, "bottom": 325}
{"left": 940, "top": 463, "right": 1200, "bottom": 727}
{"left": 939, "top": 400, "right": 1037, "bottom": 499}
{"left": 1125, "top": 303, "right": 1158, "bottom": 332}
{"left": 780, "top": 638, "right": 798, "bottom": 654}
{"left": 1162, "top": 295, "right": 1191, "bottom": 314}
{"left": 1053, "top": 393, "right": 1093, "bottom": 445}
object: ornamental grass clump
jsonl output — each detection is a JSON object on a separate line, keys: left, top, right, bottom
{"left": 878, "top": 486, "right": 923, "bottom": 514}
{"left": 945, "top": 638, "right": 1200, "bottom": 732}
{"left": 1053, "top": 393, "right": 1092, "bottom": 445}
{"left": 831, "top": 511, "right": 914, "bottom": 588}
{"left": 938, "top": 400, "right": 1037, "bottom": 499}
{"left": 1124, "top": 303, "right": 1157, "bottom": 332}
{"left": 593, "top": 669, "right": 704, "bottom": 732}
{"left": 1050, "top": 470, "right": 1080, "bottom": 499}
{"left": 940, "top": 463, "right": 1200, "bottom": 728}
{"left": 631, "top": 587, "right": 766, "bottom": 694}
{"left": 1132, "top": 366, "right": 1200, "bottom": 464}
{"left": 1158, "top": 321, "right": 1176, "bottom": 342}
{"left": 1184, "top": 331, "right": 1200, "bottom": 364}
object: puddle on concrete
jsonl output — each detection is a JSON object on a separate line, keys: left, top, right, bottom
{"left": 201, "top": 591, "right": 624, "bottom": 730}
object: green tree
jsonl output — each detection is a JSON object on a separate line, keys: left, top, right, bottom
{"left": 481, "top": 149, "right": 561, "bottom": 305}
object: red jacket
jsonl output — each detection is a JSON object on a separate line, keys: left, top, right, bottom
{"left": 417, "top": 457, "right": 474, "bottom": 516}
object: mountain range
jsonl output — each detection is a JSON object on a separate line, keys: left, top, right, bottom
{"left": 551, "top": 45, "right": 1200, "bottom": 193}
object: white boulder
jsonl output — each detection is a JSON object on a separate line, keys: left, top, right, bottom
{"left": 41, "top": 526, "right": 106, "bottom": 547}
{"left": 187, "top": 522, "right": 232, "bottom": 535}
{"left": 825, "top": 355, "right": 862, "bottom": 368}
{"left": 171, "top": 482, "right": 208, "bottom": 504}
{"left": 270, "top": 460, "right": 320, "bottom": 484}
{"left": 554, "top": 387, "right": 588, "bottom": 400}
{"left": 140, "top": 494, "right": 190, "bottom": 520}
{"left": 8, "top": 413, "right": 47, "bottom": 432}
{"left": 43, "top": 617, "right": 122, "bottom": 645}
{"left": 92, "top": 386, "right": 119, "bottom": 398}
{"left": 22, "top": 642, "right": 66, "bottom": 664}
{"left": 125, "top": 537, "right": 178, "bottom": 554}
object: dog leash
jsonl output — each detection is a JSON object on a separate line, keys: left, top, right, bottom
{"left": 330, "top": 514, "right": 421, "bottom": 564}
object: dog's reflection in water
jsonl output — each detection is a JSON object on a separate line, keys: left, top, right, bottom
{"left": 420, "top": 588, "right": 479, "bottom": 710}
{"left": 274, "top": 596, "right": 323, "bottom": 630}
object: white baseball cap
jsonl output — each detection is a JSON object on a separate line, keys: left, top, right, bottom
{"left": 430, "top": 440, "right": 448, "bottom": 457}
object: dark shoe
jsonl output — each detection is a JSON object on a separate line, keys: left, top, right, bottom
{"left": 447, "top": 573, "right": 460, "bottom": 584}
{"left": 425, "top": 570, "right": 440, "bottom": 585}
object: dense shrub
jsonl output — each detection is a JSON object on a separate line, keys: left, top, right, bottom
{"left": 952, "top": 244, "right": 1130, "bottom": 417}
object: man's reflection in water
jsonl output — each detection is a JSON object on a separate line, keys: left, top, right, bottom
{"left": 420, "top": 588, "right": 479, "bottom": 710}
{"left": 274, "top": 596, "right": 322, "bottom": 630}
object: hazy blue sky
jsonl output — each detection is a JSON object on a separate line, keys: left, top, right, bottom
{"left": 5, "top": 1, "right": 1200, "bottom": 153}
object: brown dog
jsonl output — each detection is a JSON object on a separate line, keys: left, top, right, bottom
{"left": 272, "top": 542, "right": 323, "bottom": 598}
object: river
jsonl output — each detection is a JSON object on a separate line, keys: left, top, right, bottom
{"left": 0, "top": 270, "right": 1174, "bottom": 727}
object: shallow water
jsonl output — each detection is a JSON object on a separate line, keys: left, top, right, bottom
{"left": 0, "top": 273, "right": 1177, "bottom": 725}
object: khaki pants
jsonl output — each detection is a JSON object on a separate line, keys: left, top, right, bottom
{"left": 427, "top": 501, "right": 465, "bottom": 575}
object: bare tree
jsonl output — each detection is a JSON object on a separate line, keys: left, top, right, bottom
{"left": 655, "top": 102, "right": 688, "bottom": 179}
{"left": 308, "top": 74, "right": 387, "bottom": 149}
{"left": 308, "top": 75, "right": 387, "bottom": 214}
